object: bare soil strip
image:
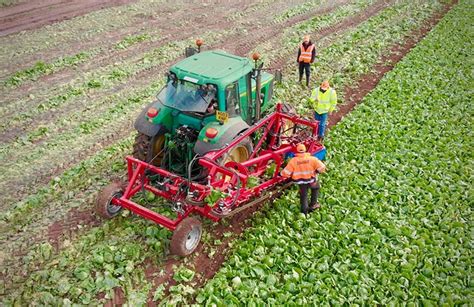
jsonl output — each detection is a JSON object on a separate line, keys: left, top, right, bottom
{"left": 0, "top": 0, "right": 136, "bottom": 37}
{"left": 126, "top": 1, "right": 457, "bottom": 304}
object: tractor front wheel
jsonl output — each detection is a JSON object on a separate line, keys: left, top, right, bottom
{"left": 96, "top": 182, "right": 123, "bottom": 219}
{"left": 169, "top": 217, "right": 202, "bottom": 256}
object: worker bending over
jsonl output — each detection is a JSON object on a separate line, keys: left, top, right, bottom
{"left": 309, "top": 80, "right": 337, "bottom": 142}
{"left": 281, "top": 143, "right": 326, "bottom": 215}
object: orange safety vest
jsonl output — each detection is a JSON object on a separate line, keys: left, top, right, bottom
{"left": 281, "top": 153, "right": 325, "bottom": 183}
{"left": 298, "top": 44, "right": 314, "bottom": 63}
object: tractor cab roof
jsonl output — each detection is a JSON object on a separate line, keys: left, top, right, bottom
{"left": 170, "top": 50, "right": 253, "bottom": 89}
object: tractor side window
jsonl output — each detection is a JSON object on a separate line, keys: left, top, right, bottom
{"left": 225, "top": 82, "right": 240, "bottom": 116}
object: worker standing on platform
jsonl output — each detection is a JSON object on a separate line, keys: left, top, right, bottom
{"left": 309, "top": 80, "right": 337, "bottom": 142}
{"left": 281, "top": 143, "right": 326, "bottom": 215}
{"left": 297, "top": 35, "right": 316, "bottom": 87}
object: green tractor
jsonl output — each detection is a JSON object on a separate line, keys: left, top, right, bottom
{"left": 133, "top": 44, "right": 280, "bottom": 179}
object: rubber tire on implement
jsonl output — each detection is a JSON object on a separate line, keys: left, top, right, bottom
{"left": 169, "top": 217, "right": 202, "bottom": 256}
{"left": 96, "top": 182, "right": 123, "bottom": 219}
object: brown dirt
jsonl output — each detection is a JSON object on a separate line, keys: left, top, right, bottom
{"left": 0, "top": 0, "right": 135, "bottom": 37}
{"left": 130, "top": 1, "right": 457, "bottom": 304}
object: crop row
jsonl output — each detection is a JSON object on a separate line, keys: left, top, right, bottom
{"left": 192, "top": 2, "right": 472, "bottom": 304}
{"left": 0, "top": 0, "right": 449, "bottom": 304}
{"left": 0, "top": 0, "right": 181, "bottom": 71}
{"left": 2, "top": 33, "right": 160, "bottom": 88}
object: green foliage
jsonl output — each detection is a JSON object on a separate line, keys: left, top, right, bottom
{"left": 115, "top": 34, "right": 152, "bottom": 50}
{"left": 4, "top": 52, "right": 91, "bottom": 87}
{"left": 205, "top": 188, "right": 226, "bottom": 206}
{"left": 195, "top": 3, "right": 473, "bottom": 304}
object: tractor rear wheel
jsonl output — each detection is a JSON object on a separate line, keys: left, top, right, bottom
{"left": 133, "top": 132, "right": 166, "bottom": 166}
{"left": 169, "top": 217, "right": 202, "bottom": 256}
{"left": 96, "top": 182, "right": 123, "bottom": 219}
{"left": 221, "top": 137, "right": 253, "bottom": 165}
{"left": 217, "top": 137, "right": 253, "bottom": 182}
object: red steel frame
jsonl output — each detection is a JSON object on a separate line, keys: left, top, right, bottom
{"left": 109, "top": 104, "right": 324, "bottom": 231}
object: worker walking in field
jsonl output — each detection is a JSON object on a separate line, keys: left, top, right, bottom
{"left": 281, "top": 143, "right": 326, "bottom": 215}
{"left": 297, "top": 35, "right": 316, "bottom": 87}
{"left": 309, "top": 80, "right": 337, "bottom": 142}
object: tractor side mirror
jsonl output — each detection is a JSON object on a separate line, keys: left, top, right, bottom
{"left": 185, "top": 46, "right": 198, "bottom": 58}
{"left": 185, "top": 39, "right": 204, "bottom": 58}
{"left": 274, "top": 69, "right": 283, "bottom": 84}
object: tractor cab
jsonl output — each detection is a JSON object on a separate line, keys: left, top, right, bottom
{"left": 134, "top": 48, "right": 277, "bottom": 177}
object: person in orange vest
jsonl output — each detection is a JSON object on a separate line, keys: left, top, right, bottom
{"left": 297, "top": 35, "right": 316, "bottom": 87}
{"left": 281, "top": 143, "right": 326, "bottom": 215}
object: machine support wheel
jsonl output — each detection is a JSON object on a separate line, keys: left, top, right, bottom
{"left": 96, "top": 182, "right": 124, "bottom": 219}
{"left": 169, "top": 217, "right": 202, "bottom": 256}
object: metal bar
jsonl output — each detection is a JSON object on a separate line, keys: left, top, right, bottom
{"left": 249, "top": 116, "right": 276, "bottom": 160}
{"left": 123, "top": 163, "right": 144, "bottom": 198}
{"left": 116, "top": 198, "right": 184, "bottom": 230}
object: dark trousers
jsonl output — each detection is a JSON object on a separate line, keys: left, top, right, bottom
{"left": 298, "top": 180, "right": 320, "bottom": 214}
{"left": 298, "top": 62, "right": 311, "bottom": 86}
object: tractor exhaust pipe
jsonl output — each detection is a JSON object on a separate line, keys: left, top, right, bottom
{"left": 253, "top": 53, "right": 263, "bottom": 121}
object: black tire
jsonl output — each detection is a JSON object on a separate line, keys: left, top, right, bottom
{"left": 169, "top": 217, "right": 202, "bottom": 256}
{"left": 96, "top": 182, "right": 123, "bottom": 219}
{"left": 132, "top": 132, "right": 166, "bottom": 166}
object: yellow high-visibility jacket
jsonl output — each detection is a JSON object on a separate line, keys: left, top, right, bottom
{"left": 309, "top": 87, "right": 337, "bottom": 114}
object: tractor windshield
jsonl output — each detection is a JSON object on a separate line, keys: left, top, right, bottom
{"left": 158, "top": 80, "right": 216, "bottom": 113}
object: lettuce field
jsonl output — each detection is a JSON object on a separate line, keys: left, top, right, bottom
{"left": 0, "top": 0, "right": 471, "bottom": 305}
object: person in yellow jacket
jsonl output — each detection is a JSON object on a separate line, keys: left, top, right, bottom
{"left": 309, "top": 80, "right": 337, "bottom": 141}
{"left": 281, "top": 143, "right": 326, "bottom": 215}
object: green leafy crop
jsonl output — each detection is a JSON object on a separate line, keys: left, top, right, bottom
{"left": 195, "top": 2, "right": 473, "bottom": 305}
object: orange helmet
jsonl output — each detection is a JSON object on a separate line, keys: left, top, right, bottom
{"left": 296, "top": 143, "right": 307, "bottom": 153}
{"left": 320, "top": 80, "right": 330, "bottom": 90}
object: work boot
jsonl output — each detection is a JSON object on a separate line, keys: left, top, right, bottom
{"left": 309, "top": 203, "right": 321, "bottom": 212}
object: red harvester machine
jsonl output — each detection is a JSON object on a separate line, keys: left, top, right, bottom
{"left": 96, "top": 104, "right": 325, "bottom": 256}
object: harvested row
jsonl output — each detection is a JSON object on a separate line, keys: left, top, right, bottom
{"left": 191, "top": 2, "right": 472, "bottom": 304}
{"left": 0, "top": 0, "right": 454, "bottom": 303}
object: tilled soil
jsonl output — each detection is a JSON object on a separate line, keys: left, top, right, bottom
{"left": 0, "top": 0, "right": 136, "bottom": 37}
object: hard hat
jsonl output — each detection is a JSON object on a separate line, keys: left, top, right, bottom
{"left": 296, "top": 143, "right": 306, "bottom": 153}
{"left": 320, "top": 80, "right": 330, "bottom": 90}
{"left": 303, "top": 35, "right": 310, "bottom": 42}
